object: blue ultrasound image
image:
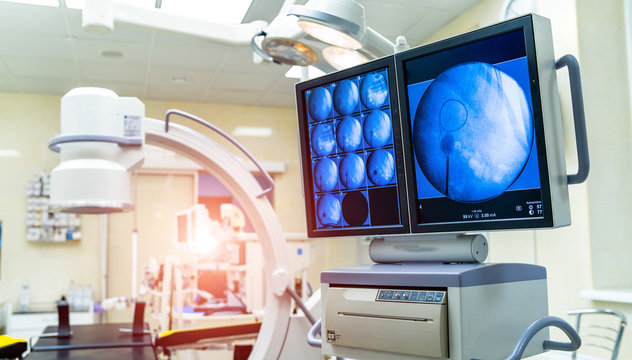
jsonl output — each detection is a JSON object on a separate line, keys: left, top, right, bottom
{"left": 336, "top": 116, "right": 362, "bottom": 151}
{"left": 367, "top": 149, "right": 395, "bottom": 186}
{"left": 310, "top": 123, "right": 335, "bottom": 157}
{"left": 313, "top": 158, "right": 338, "bottom": 192}
{"left": 339, "top": 153, "right": 366, "bottom": 189}
{"left": 306, "top": 68, "right": 401, "bottom": 230}
{"left": 317, "top": 193, "right": 342, "bottom": 226}
{"left": 363, "top": 110, "right": 392, "bottom": 147}
{"left": 333, "top": 80, "right": 359, "bottom": 115}
{"left": 413, "top": 62, "right": 533, "bottom": 202}
{"left": 360, "top": 71, "right": 388, "bottom": 109}
{"left": 308, "top": 87, "right": 332, "bottom": 121}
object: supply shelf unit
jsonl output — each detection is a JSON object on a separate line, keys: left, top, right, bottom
{"left": 25, "top": 172, "right": 81, "bottom": 242}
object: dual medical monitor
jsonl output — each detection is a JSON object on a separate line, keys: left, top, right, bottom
{"left": 296, "top": 14, "right": 571, "bottom": 238}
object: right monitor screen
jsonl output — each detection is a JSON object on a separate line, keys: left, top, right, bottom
{"left": 398, "top": 23, "right": 555, "bottom": 233}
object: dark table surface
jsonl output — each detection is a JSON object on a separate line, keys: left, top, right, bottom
{"left": 26, "top": 323, "right": 156, "bottom": 360}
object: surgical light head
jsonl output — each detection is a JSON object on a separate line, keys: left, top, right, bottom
{"left": 48, "top": 87, "right": 145, "bottom": 214}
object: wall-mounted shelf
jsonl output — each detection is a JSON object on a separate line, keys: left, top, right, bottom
{"left": 25, "top": 172, "right": 81, "bottom": 243}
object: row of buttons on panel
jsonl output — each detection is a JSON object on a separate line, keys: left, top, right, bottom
{"left": 376, "top": 289, "right": 446, "bottom": 304}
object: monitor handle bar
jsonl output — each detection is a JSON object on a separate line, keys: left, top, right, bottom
{"left": 556, "top": 54, "right": 589, "bottom": 185}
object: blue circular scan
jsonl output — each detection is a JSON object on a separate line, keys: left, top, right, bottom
{"left": 308, "top": 87, "right": 332, "bottom": 121}
{"left": 339, "top": 153, "right": 366, "bottom": 189}
{"left": 336, "top": 116, "right": 362, "bottom": 152}
{"left": 333, "top": 80, "right": 359, "bottom": 115}
{"left": 360, "top": 71, "right": 388, "bottom": 109}
{"left": 317, "top": 193, "right": 341, "bottom": 226}
{"left": 310, "top": 123, "right": 335, "bottom": 157}
{"left": 413, "top": 62, "right": 533, "bottom": 202}
{"left": 363, "top": 110, "right": 392, "bottom": 147}
{"left": 314, "top": 157, "right": 338, "bottom": 192}
{"left": 366, "top": 149, "right": 395, "bottom": 186}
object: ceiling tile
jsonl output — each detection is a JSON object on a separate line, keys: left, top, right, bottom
{"left": 212, "top": 71, "right": 279, "bottom": 92}
{"left": 147, "top": 66, "right": 214, "bottom": 87}
{"left": 360, "top": 0, "right": 418, "bottom": 40}
{"left": 0, "top": 34, "right": 74, "bottom": 60}
{"left": 150, "top": 41, "right": 227, "bottom": 69}
{"left": 218, "top": 45, "right": 283, "bottom": 74}
{"left": 404, "top": 9, "right": 457, "bottom": 46}
{"left": 79, "top": 61, "right": 147, "bottom": 83}
{"left": 3, "top": 56, "right": 78, "bottom": 80}
{"left": 431, "top": 0, "right": 481, "bottom": 12}
{"left": 0, "top": 2, "right": 66, "bottom": 36}
{"left": 268, "top": 75, "right": 298, "bottom": 93}
{"left": 146, "top": 66, "right": 215, "bottom": 102}
{"left": 75, "top": 39, "right": 152, "bottom": 64}
{"left": 202, "top": 89, "right": 263, "bottom": 106}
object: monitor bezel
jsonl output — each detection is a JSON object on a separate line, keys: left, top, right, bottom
{"left": 296, "top": 56, "right": 411, "bottom": 238}
{"left": 395, "top": 14, "right": 556, "bottom": 233}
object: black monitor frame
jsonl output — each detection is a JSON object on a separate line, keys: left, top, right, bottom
{"left": 296, "top": 14, "right": 570, "bottom": 238}
{"left": 296, "top": 56, "right": 410, "bottom": 238}
{"left": 396, "top": 15, "right": 560, "bottom": 233}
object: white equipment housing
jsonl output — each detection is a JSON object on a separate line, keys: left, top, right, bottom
{"left": 50, "top": 87, "right": 145, "bottom": 214}
{"left": 321, "top": 263, "right": 549, "bottom": 360}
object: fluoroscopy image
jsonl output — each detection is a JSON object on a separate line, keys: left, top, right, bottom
{"left": 339, "top": 153, "right": 366, "bottom": 189}
{"left": 317, "top": 193, "right": 341, "bottom": 226}
{"left": 313, "top": 157, "right": 338, "bottom": 192}
{"left": 413, "top": 61, "right": 533, "bottom": 202}
{"left": 336, "top": 116, "right": 362, "bottom": 151}
{"left": 333, "top": 79, "right": 359, "bottom": 115}
{"left": 308, "top": 87, "right": 332, "bottom": 121}
{"left": 363, "top": 110, "right": 392, "bottom": 147}
{"left": 367, "top": 149, "right": 395, "bottom": 186}
{"left": 360, "top": 71, "right": 388, "bottom": 109}
{"left": 310, "top": 123, "right": 335, "bottom": 156}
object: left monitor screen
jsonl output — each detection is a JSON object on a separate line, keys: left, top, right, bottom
{"left": 297, "top": 57, "right": 409, "bottom": 237}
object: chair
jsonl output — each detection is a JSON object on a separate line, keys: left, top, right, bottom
{"left": 568, "top": 309, "right": 627, "bottom": 360}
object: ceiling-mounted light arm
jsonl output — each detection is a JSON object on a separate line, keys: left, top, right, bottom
{"left": 251, "top": 31, "right": 281, "bottom": 64}
{"left": 83, "top": 0, "right": 268, "bottom": 46}
{"left": 360, "top": 27, "right": 395, "bottom": 58}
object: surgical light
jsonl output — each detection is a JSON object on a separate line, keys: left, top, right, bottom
{"left": 262, "top": 37, "right": 318, "bottom": 66}
{"left": 297, "top": 20, "right": 362, "bottom": 50}
{"left": 322, "top": 46, "right": 368, "bottom": 70}
{"left": 290, "top": 0, "right": 364, "bottom": 50}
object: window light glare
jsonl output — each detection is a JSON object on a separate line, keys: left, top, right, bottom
{"left": 233, "top": 126, "right": 273, "bottom": 138}
{"left": 0, "top": 149, "right": 21, "bottom": 157}
{"left": 322, "top": 46, "right": 368, "bottom": 71}
{"left": 298, "top": 20, "right": 362, "bottom": 50}
{"left": 1, "top": 0, "right": 59, "bottom": 7}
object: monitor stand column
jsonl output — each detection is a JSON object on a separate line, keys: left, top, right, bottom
{"left": 368, "top": 233, "right": 488, "bottom": 264}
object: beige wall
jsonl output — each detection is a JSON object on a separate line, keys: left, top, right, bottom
{"left": 0, "top": 93, "right": 101, "bottom": 309}
{"left": 0, "top": 94, "right": 318, "bottom": 312}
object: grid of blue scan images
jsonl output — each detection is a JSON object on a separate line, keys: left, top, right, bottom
{"left": 306, "top": 68, "right": 401, "bottom": 230}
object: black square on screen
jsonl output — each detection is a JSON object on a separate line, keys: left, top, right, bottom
{"left": 368, "top": 187, "right": 400, "bottom": 226}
